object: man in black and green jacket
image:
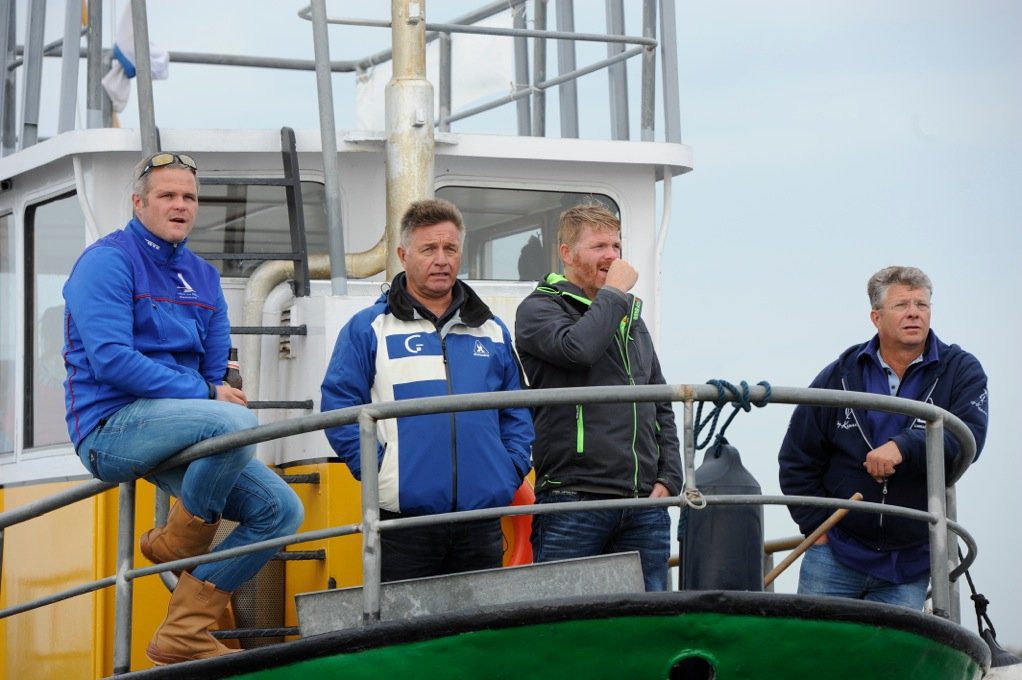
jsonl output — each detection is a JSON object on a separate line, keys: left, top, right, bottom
{"left": 515, "top": 203, "right": 682, "bottom": 591}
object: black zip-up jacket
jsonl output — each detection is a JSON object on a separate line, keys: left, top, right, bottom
{"left": 514, "top": 275, "right": 683, "bottom": 497}
{"left": 778, "top": 332, "right": 988, "bottom": 551}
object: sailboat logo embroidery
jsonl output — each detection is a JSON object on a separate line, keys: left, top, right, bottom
{"left": 176, "top": 273, "right": 198, "bottom": 298}
{"left": 473, "top": 339, "right": 490, "bottom": 357}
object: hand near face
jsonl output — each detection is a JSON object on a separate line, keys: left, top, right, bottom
{"left": 864, "top": 440, "right": 903, "bottom": 483}
{"left": 605, "top": 259, "right": 638, "bottom": 293}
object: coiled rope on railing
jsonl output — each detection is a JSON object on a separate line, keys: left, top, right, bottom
{"left": 693, "top": 379, "right": 772, "bottom": 450}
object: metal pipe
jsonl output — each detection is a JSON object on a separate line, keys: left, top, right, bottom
{"left": 926, "top": 418, "right": 951, "bottom": 618}
{"left": 130, "top": 0, "right": 158, "bottom": 155}
{"left": 658, "top": 0, "right": 681, "bottom": 143}
{"left": 512, "top": 3, "right": 531, "bottom": 136}
{"left": 438, "top": 33, "right": 451, "bottom": 132}
{"left": 442, "top": 46, "right": 641, "bottom": 126}
{"left": 640, "top": 0, "right": 656, "bottom": 141}
{"left": 605, "top": 0, "right": 629, "bottom": 140}
{"left": 20, "top": 0, "right": 46, "bottom": 149}
{"left": 112, "top": 482, "right": 136, "bottom": 675}
{"left": 314, "top": 17, "right": 656, "bottom": 47}
{"left": 385, "top": 0, "right": 435, "bottom": 278}
{"left": 0, "top": 0, "right": 15, "bottom": 155}
{"left": 85, "top": 0, "right": 102, "bottom": 128}
{"left": 359, "top": 410, "right": 382, "bottom": 623}
{"left": 682, "top": 400, "right": 696, "bottom": 490}
{"left": 310, "top": 0, "right": 348, "bottom": 295}
{"left": 531, "top": 0, "right": 547, "bottom": 137}
{"left": 57, "top": 0, "right": 81, "bottom": 132}
{"left": 555, "top": 0, "right": 578, "bottom": 138}
{"left": 946, "top": 485, "right": 960, "bottom": 623}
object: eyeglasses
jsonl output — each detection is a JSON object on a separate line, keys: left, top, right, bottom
{"left": 139, "top": 152, "right": 197, "bottom": 178}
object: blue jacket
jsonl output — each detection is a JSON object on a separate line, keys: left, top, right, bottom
{"left": 320, "top": 274, "right": 534, "bottom": 515}
{"left": 63, "top": 218, "right": 230, "bottom": 447}
{"left": 778, "top": 332, "right": 988, "bottom": 552}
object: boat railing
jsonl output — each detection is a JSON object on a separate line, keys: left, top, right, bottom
{"left": 0, "top": 0, "right": 681, "bottom": 159}
{"left": 0, "top": 383, "right": 978, "bottom": 674}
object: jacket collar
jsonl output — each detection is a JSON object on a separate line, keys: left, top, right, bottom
{"left": 384, "top": 272, "right": 492, "bottom": 327}
{"left": 127, "top": 217, "right": 187, "bottom": 265}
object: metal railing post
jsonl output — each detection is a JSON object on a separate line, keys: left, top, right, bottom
{"left": 438, "top": 32, "right": 451, "bottom": 132}
{"left": 531, "top": 0, "right": 547, "bottom": 136}
{"left": 310, "top": 0, "right": 348, "bottom": 295}
{"left": 926, "top": 417, "right": 950, "bottom": 618}
{"left": 20, "top": 0, "right": 46, "bottom": 150}
{"left": 605, "top": 0, "right": 629, "bottom": 140}
{"left": 358, "top": 410, "right": 382, "bottom": 623}
{"left": 682, "top": 399, "right": 696, "bottom": 491}
{"left": 946, "top": 485, "right": 961, "bottom": 623}
{"left": 658, "top": 0, "right": 681, "bottom": 143}
{"left": 554, "top": 0, "right": 578, "bottom": 138}
{"left": 512, "top": 2, "right": 531, "bottom": 136}
{"left": 85, "top": 0, "right": 103, "bottom": 128}
{"left": 129, "top": 0, "right": 158, "bottom": 155}
{"left": 640, "top": 0, "right": 656, "bottom": 141}
{"left": 112, "top": 481, "right": 137, "bottom": 674}
{"left": 57, "top": 0, "right": 81, "bottom": 133}
{"left": 0, "top": 0, "right": 15, "bottom": 155}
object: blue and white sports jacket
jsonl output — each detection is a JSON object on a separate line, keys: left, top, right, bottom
{"left": 320, "top": 274, "right": 533, "bottom": 515}
{"left": 63, "top": 218, "right": 230, "bottom": 448}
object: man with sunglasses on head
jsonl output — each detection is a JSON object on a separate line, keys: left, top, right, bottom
{"left": 778, "top": 266, "right": 988, "bottom": 610}
{"left": 62, "top": 152, "right": 303, "bottom": 665}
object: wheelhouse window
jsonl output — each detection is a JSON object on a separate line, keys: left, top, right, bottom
{"left": 189, "top": 182, "right": 327, "bottom": 277}
{"left": 1, "top": 212, "right": 14, "bottom": 454}
{"left": 25, "top": 193, "right": 85, "bottom": 448}
{"left": 434, "top": 186, "right": 619, "bottom": 281}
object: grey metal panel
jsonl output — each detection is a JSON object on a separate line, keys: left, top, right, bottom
{"left": 605, "top": 0, "right": 629, "bottom": 140}
{"left": 296, "top": 552, "right": 645, "bottom": 637}
{"left": 438, "top": 33, "right": 451, "bottom": 132}
{"left": 57, "top": 0, "right": 80, "bottom": 132}
{"left": 554, "top": 0, "right": 578, "bottom": 138}
{"left": 20, "top": 0, "right": 46, "bottom": 149}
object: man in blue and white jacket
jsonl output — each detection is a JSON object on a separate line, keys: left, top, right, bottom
{"left": 321, "top": 198, "right": 533, "bottom": 582}
{"left": 64, "top": 153, "right": 302, "bottom": 665}
{"left": 779, "top": 266, "right": 988, "bottom": 610}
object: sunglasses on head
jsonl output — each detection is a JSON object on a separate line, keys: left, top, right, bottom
{"left": 139, "top": 152, "right": 197, "bottom": 178}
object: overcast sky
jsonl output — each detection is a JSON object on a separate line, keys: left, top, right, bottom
{"left": 24, "top": 0, "right": 1022, "bottom": 648}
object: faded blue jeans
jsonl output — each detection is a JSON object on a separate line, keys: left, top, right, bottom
{"left": 77, "top": 398, "right": 304, "bottom": 592}
{"left": 532, "top": 490, "right": 670, "bottom": 592}
{"left": 797, "top": 542, "right": 929, "bottom": 610}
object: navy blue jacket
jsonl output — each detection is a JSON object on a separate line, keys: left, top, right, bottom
{"left": 778, "top": 332, "right": 988, "bottom": 552}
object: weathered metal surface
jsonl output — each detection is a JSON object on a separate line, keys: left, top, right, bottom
{"left": 296, "top": 552, "right": 645, "bottom": 637}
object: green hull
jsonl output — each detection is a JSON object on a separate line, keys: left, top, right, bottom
{"left": 129, "top": 592, "right": 990, "bottom": 679}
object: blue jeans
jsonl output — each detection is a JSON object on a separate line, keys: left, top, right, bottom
{"left": 797, "top": 542, "right": 929, "bottom": 610}
{"left": 77, "top": 398, "right": 304, "bottom": 592}
{"left": 379, "top": 510, "right": 504, "bottom": 582}
{"left": 532, "top": 490, "right": 670, "bottom": 592}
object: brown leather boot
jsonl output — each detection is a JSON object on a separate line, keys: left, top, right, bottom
{"left": 146, "top": 572, "right": 240, "bottom": 665}
{"left": 140, "top": 501, "right": 220, "bottom": 566}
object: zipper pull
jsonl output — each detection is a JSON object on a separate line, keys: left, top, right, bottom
{"left": 881, "top": 479, "right": 888, "bottom": 501}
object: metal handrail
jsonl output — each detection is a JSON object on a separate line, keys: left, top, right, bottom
{"left": 0, "top": 384, "right": 978, "bottom": 670}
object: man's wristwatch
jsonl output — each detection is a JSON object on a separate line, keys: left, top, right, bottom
{"left": 207, "top": 381, "right": 217, "bottom": 399}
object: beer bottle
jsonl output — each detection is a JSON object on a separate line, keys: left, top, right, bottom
{"left": 224, "top": 347, "right": 243, "bottom": 389}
